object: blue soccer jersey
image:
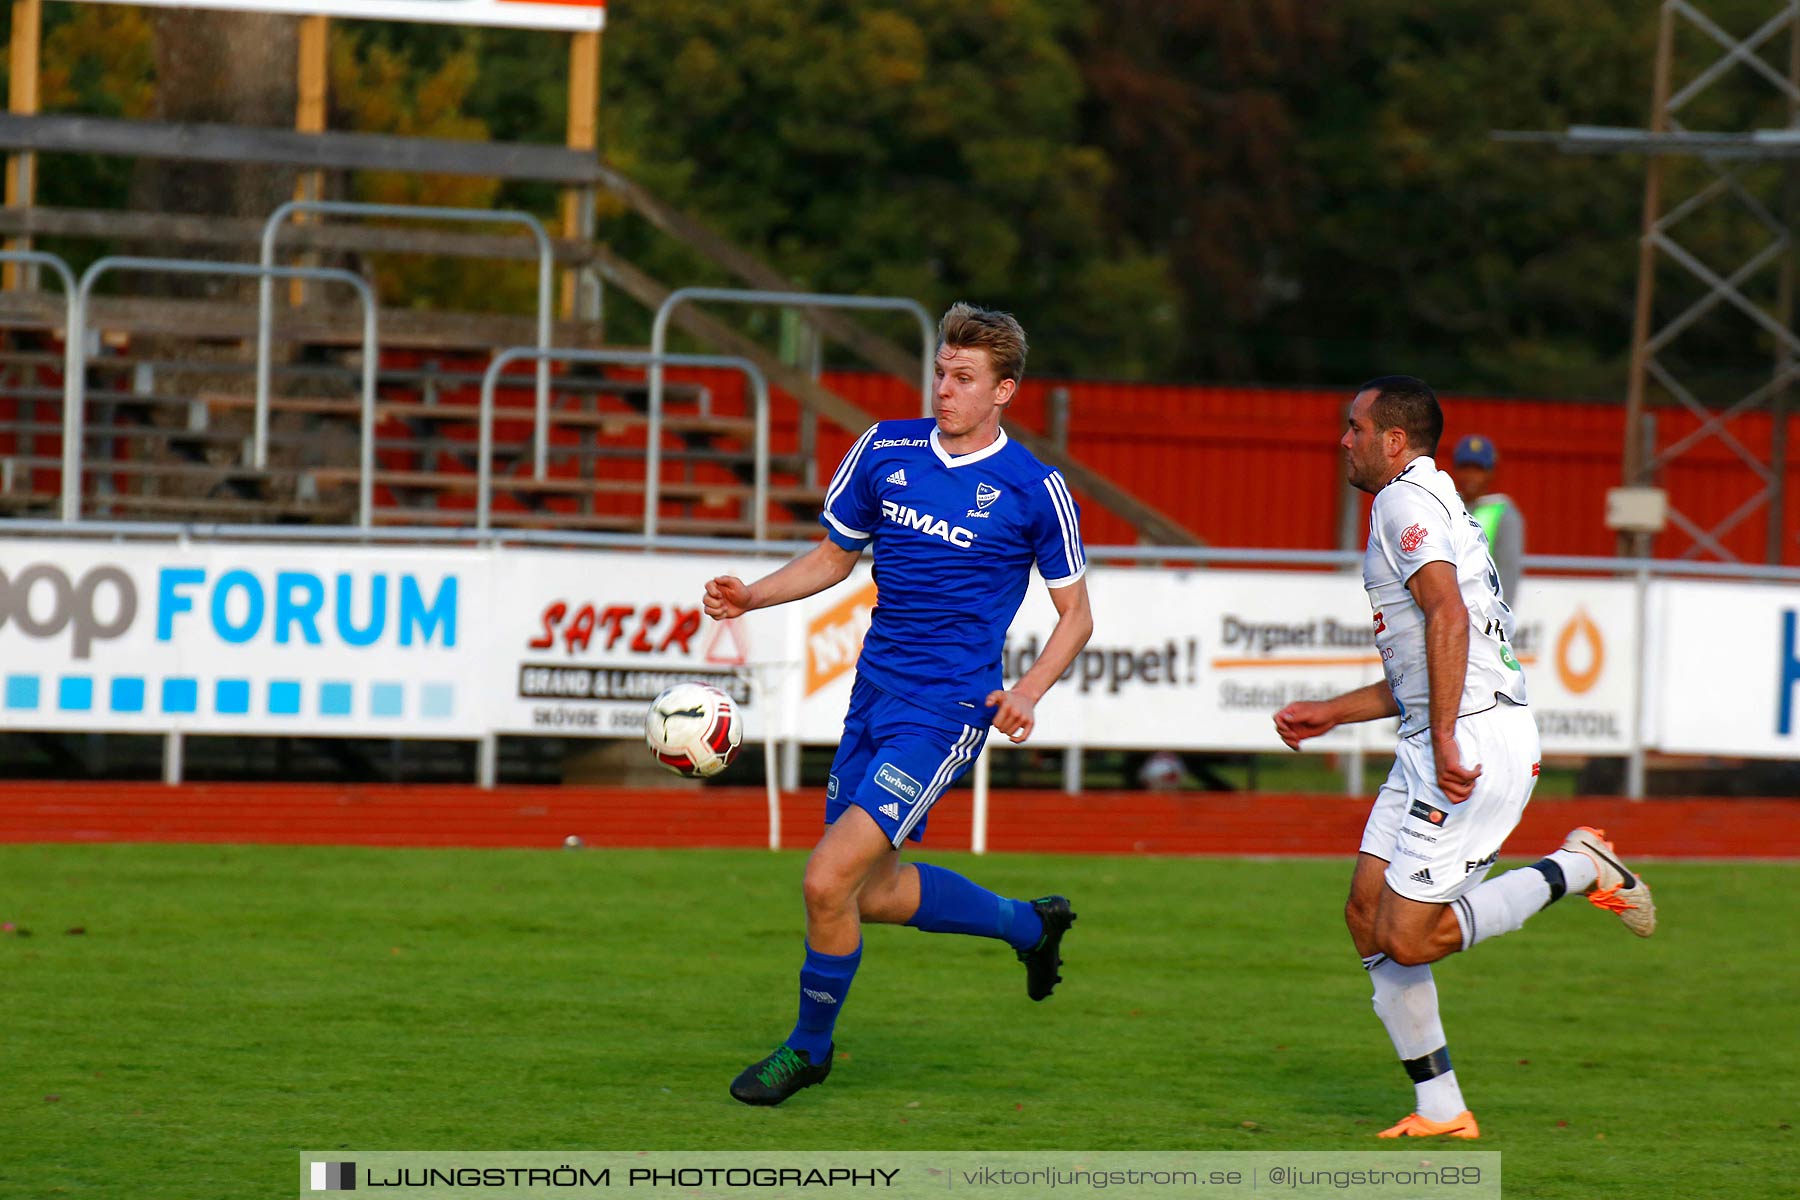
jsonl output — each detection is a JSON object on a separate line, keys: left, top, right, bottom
{"left": 818, "top": 417, "right": 1086, "bottom": 724}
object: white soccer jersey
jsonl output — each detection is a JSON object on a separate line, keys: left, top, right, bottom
{"left": 1364, "top": 455, "right": 1527, "bottom": 737}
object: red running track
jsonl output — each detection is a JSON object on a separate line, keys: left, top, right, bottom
{"left": 0, "top": 782, "right": 1794, "bottom": 859}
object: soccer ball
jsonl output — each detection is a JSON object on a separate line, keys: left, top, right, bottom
{"left": 645, "top": 682, "right": 743, "bottom": 778}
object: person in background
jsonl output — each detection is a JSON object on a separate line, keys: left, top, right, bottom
{"left": 1450, "top": 435, "right": 1524, "bottom": 606}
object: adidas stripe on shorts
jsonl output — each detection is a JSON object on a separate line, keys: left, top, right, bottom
{"left": 1360, "top": 699, "right": 1542, "bottom": 904}
{"left": 826, "top": 675, "right": 989, "bottom": 849}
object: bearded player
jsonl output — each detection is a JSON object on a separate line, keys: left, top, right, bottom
{"left": 1274, "top": 375, "right": 1655, "bottom": 1139}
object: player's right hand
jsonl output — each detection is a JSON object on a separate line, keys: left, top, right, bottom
{"left": 1273, "top": 701, "right": 1335, "bottom": 750}
{"left": 702, "top": 575, "right": 753, "bottom": 621}
{"left": 1431, "top": 733, "right": 1483, "bottom": 804}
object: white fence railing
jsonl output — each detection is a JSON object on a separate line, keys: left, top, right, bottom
{"left": 32, "top": 216, "right": 929, "bottom": 537}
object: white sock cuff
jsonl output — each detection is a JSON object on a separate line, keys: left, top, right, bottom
{"left": 1416, "top": 1069, "right": 1466, "bottom": 1122}
{"left": 1454, "top": 864, "right": 1553, "bottom": 951}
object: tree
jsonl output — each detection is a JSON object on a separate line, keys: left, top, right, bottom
{"left": 10, "top": 3, "right": 154, "bottom": 260}
{"left": 1077, "top": 0, "right": 1337, "bottom": 380}
{"left": 599, "top": 0, "right": 1181, "bottom": 376}
{"left": 135, "top": 10, "right": 296, "bottom": 220}
{"left": 1283, "top": 0, "right": 1655, "bottom": 394}
{"left": 328, "top": 24, "right": 538, "bottom": 313}
{"left": 12, "top": 1, "right": 1742, "bottom": 397}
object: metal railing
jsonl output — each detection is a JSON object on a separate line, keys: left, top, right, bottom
{"left": 27, "top": 229, "right": 922, "bottom": 542}
{"left": 476, "top": 347, "right": 773, "bottom": 539}
{"left": 259, "top": 201, "right": 553, "bottom": 476}
{"left": 70, "top": 256, "right": 379, "bottom": 525}
{"left": 647, "top": 287, "right": 934, "bottom": 539}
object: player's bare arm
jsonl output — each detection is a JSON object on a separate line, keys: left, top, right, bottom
{"left": 985, "top": 577, "right": 1093, "bottom": 744}
{"left": 1407, "top": 559, "right": 1482, "bottom": 804}
{"left": 1273, "top": 682, "right": 1400, "bottom": 750}
{"left": 702, "top": 539, "right": 861, "bottom": 620}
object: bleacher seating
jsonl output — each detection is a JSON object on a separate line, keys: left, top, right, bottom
{"left": 0, "top": 333, "right": 828, "bottom": 537}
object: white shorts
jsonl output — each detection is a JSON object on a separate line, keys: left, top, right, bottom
{"left": 1360, "top": 700, "right": 1542, "bottom": 904}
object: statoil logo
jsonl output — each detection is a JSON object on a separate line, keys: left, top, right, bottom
{"left": 1554, "top": 608, "right": 1605, "bottom": 694}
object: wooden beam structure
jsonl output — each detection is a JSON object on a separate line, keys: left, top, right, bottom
{"left": 562, "top": 27, "right": 601, "bottom": 320}
{"left": 0, "top": 204, "right": 599, "bottom": 263}
{"left": 0, "top": 114, "right": 607, "bottom": 183}
{"left": 3, "top": 0, "right": 41, "bottom": 289}
{"left": 289, "top": 14, "right": 330, "bottom": 306}
{"left": 0, "top": 288, "right": 608, "bottom": 349}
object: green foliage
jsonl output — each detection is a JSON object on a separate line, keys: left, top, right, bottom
{"left": 26, "top": 2, "right": 1800, "bottom": 394}
{"left": 4, "top": 844, "right": 1795, "bottom": 1198}
{"left": 3, "top": 5, "right": 153, "bottom": 236}
{"left": 328, "top": 25, "right": 540, "bottom": 314}
{"left": 1280, "top": 0, "right": 1655, "bottom": 392}
{"left": 599, "top": 0, "right": 1181, "bottom": 374}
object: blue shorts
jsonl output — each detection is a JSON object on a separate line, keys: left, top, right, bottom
{"left": 826, "top": 677, "right": 989, "bottom": 849}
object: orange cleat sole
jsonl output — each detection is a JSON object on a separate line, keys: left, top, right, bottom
{"left": 1377, "top": 1110, "right": 1481, "bottom": 1139}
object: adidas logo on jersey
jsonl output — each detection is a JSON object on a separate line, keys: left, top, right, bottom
{"left": 879, "top": 802, "right": 899, "bottom": 820}
{"left": 1410, "top": 867, "right": 1434, "bottom": 885}
{"left": 886, "top": 468, "right": 908, "bottom": 487}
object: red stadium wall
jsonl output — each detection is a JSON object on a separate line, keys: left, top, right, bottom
{"left": 309, "top": 353, "right": 1800, "bottom": 561}
{"left": 13, "top": 340, "right": 1791, "bottom": 558}
{"left": 2, "top": 782, "right": 1794, "bottom": 859}
{"left": 816, "top": 372, "right": 1800, "bottom": 562}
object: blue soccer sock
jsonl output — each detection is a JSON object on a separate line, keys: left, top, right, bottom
{"left": 905, "top": 862, "right": 1044, "bottom": 951}
{"left": 785, "top": 941, "right": 861, "bottom": 1063}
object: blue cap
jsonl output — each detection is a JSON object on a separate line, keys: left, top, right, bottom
{"left": 1452, "top": 435, "right": 1496, "bottom": 469}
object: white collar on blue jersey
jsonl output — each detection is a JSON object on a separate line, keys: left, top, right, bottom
{"left": 930, "top": 426, "right": 1009, "bottom": 469}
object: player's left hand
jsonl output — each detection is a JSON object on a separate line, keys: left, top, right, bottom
{"left": 985, "top": 689, "right": 1037, "bottom": 743}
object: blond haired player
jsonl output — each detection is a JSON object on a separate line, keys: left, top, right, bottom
{"left": 1273, "top": 375, "right": 1655, "bottom": 1139}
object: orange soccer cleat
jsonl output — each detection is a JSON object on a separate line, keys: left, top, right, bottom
{"left": 1377, "top": 1110, "right": 1482, "bottom": 1139}
{"left": 1562, "top": 826, "right": 1656, "bottom": 937}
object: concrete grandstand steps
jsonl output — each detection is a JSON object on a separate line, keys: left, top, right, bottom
{"left": 0, "top": 334, "right": 825, "bottom": 532}
{"left": 370, "top": 506, "right": 822, "bottom": 540}
{"left": 6, "top": 454, "right": 315, "bottom": 486}
{"left": 3, "top": 417, "right": 315, "bottom": 453}
{"left": 67, "top": 492, "right": 354, "bottom": 522}
{"left": 365, "top": 436, "right": 808, "bottom": 476}
{"left": 309, "top": 465, "right": 823, "bottom": 505}
{"left": 335, "top": 473, "right": 821, "bottom": 534}
{"left": 199, "top": 391, "right": 764, "bottom": 440}
{"left": 0, "top": 256, "right": 833, "bottom": 534}
{"left": 196, "top": 392, "right": 363, "bottom": 417}
{"left": 0, "top": 489, "right": 57, "bottom": 515}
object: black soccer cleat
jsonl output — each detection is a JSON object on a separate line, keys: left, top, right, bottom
{"left": 1016, "top": 895, "right": 1076, "bottom": 1001}
{"left": 729, "top": 1043, "right": 833, "bottom": 1106}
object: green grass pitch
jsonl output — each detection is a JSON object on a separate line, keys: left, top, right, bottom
{"left": 4, "top": 844, "right": 1795, "bottom": 1197}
